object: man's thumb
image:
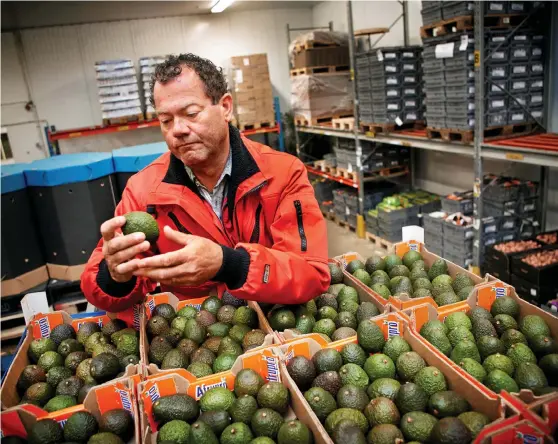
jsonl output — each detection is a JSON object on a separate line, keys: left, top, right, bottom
{"left": 163, "top": 225, "right": 191, "bottom": 245}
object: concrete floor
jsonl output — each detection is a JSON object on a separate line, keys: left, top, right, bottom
{"left": 326, "top": 220, "right": 386, "bottom": 259}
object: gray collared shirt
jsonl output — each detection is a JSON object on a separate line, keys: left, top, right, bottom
{"left": 184, "top": 150, "right": 232, "bottom": 220}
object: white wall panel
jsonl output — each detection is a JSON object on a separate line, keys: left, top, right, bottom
{"left": 129, "top": 17, "right": 186, "bottom": 57}
{"left": 21, "top": 26, "right": 93, "bottom": 130}
{"left": 1, "top": 33, "right": 28, "bottom": 104}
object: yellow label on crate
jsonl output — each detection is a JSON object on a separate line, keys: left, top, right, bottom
{"left": 505, "top": 152, "right": 524, "bottom": 161}
{"left": 474, "top": 50, "right": 480, "bottom": 67}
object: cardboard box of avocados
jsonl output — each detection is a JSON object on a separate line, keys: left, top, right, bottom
{"left": 140, "top": 292, "right": 279, "bottom": 377}
{"left": 0, "top": 376, "right": 140, "bottom": 443}
{"left": 1, "top": 310, "right": 141, "bottom": 412}
{"left": 275, "top": 311, "right": 520, "bottom": 444}
{"left": 402, "top": 281, "right": 558, "bottom": 407}
{"left": 138, "top": 347, "right": 323, "bottom": 444}
{"left": 334, "top": 240, "right": 491, "bottom": 311}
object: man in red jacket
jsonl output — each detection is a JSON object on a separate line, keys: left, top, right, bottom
{"left": 81, "top": 53, "right": 329, "bottom": 312}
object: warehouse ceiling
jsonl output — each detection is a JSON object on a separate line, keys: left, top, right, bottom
{"left": 2, "top": 1, "right": 318, "bottom": 30}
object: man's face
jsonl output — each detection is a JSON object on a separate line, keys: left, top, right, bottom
{"left": 154, "top": 67, "right": 233, "bottom": 167}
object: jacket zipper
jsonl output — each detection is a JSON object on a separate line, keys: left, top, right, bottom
{"left": 234, "top": 181, "right": 267, "bottom": 241}
{"left": 249, "top": 204, "right": 263, "bottom": 243}
{"left": 293, "top": 200, "right": 307, "bottom": 252}
{"left": 168, "top": 212, "right": 191, "bottom": 234}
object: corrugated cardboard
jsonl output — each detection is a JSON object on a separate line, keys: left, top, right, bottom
{"left": 1, "top": 265, "right": 49, "bottom": 298}
{"left": 141, "top": 292, "right": 279, "bottom": 377}
{"left": 334, "top": 241, "right": 490, "bottom": 310}
{"left": 1, "top": 310, "right": 141, "bottom": 411}
{"left": 276, "top": 313, "right": 519, "bottom": 444}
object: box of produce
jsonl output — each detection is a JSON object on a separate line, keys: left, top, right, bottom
{"left": 405, "top": 281, "right": 558, "bottom": 406}
{"left": 139, "top": 350, "right": 320, "bottom": 444}
{"left": 536, "top": 231, "right": 558, "bottom": 246}
{"left": 256, "top": 259, "right": 390, "bottom": 343}
{"left": 511, "top": 246, "right": 558, "bottom": 289}
{"left": 484, "top": 239, "right": 543, "bottom": 282}
{"left": 1, "top": 310, "right": 141, "bottom": 412}
{"left": 141, "top": 292, "right": 278, "bottom": 378}
{"left": 334, "top": 241, "right": 488, "bottom": 311}
{"left": 277, "top": 312, "right": 520, "bottom": 444}
{"left": 517, "top": 391, "right": 558, "bottom": 436}
{"left": 0, "top": 376, "right": 139, "bottom": 443}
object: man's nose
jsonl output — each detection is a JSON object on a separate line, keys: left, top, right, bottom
{"left": 172, "top": 116, "right": 191, "bottom": 137}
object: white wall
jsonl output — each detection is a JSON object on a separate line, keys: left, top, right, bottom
{"left": 1, "top": 6, "right": 313, "bottom": 155}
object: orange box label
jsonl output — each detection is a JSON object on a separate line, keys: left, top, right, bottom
{"left": 375, "top": 313, "right": 405, "bottom": 338}
{"left": 395, "top": 240, "right": 423, "bottom": 257}
{"left": 284, "top": 342, "right": 312, "bottom": 362}
{"left": 239, "top": 350, "right": 280, "bottom": 383}
{"left": 0, "top": 410, "right": 27, "bottom": 438}
{"left": 477, "top": 282, "right": 512, "bottom": 310}
{"left": 95, "top": 381, "right": 134, "bottom": 415}
{"left": 47, "top": 404, "right": 86, "bottom": 428}
{"left": 71, "top": 314, "right": 111, "bottom": 331}
{"left": 31, "top": 312, "right": 64, "bottom": 339}
{"left": 145, "top": 368, "right": 197, "bottom": 383}
{"left": 187, "top": 373, "right": 235, "bottom": 400}
{"left": 141, "top": 377, "right": 178, "bottom": 432}
{"left": 176, "top": 296, "right": 208, "bottom": 311}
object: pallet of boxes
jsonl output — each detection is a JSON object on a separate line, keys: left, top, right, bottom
{"left": 230, "top": 54, "right": 275, "bottom": 131}
{"left": 95, "top": 59, "right": 143, "bottom": 125}
{"left": 289, "top": 31, "right": 353, "bottom": 127}
{"left": 140, "top": 56, "right": 166, "bottom": 120}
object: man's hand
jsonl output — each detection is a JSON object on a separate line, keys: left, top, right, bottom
{"left": 101, "top": 216, "right": 151, "bottom": 282}
{"left": 133, "top": 226, "right": 224, "bottom": 287}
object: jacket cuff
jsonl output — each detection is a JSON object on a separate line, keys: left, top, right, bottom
{"left": 96, "top": 259, "right": 137, "bottom": 297}
{"left": 213, "top": 246, "right": 250, "bottom": 290}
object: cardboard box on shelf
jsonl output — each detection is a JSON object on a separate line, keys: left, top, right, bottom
{"left": 0, "top": 377, "right": 140, "bottom": 443}
{"left": 275, "top": 312, "right": 519, "bottom": 444}
{"left": 334, "top": 241, "right": 491, "bottom": 311}
{"left": 141, "top": 292, "right": 278, "bottom": 377}
{"left": 1, "top": 310, "right": 141, "bottom": 411}
{"left": 402, "top": 281, "right": 558, "bottom": 410}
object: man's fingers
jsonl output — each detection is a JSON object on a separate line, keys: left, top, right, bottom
{"left": 106, "top": 232, "right": 146, "bottom": 255}
{"left": 163, "top": 225, "right": 192, "bottom": 246}
{"left": 115, "top": 258, "right": 142, "bottom": 275}
{"left": 133, "top": 264, "right": 187, "bottom": 281}
{"left": 136, "top": 249, "right": 186, "bottom": 269}
{"left": 101, "top": 216, "right": 127, "bottom": 242}
{"left": 110, "top": 241, "right": 150, "bottom": 266}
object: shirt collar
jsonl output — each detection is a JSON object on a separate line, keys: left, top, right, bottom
{"left": 184, "top": 147, "right": 232, "bottom": 192}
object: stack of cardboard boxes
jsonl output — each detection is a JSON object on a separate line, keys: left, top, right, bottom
{"left": 230, "top": 53, "right": 275, "bottom": 130}
{"left": 139, "top": 56, "right": 166, "bottom": 119}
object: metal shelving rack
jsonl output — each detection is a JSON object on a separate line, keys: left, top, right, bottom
{"left": 294, "top": 1, "right": 557, "bottom": 258}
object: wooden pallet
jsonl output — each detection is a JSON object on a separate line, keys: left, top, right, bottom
{"left": 361, "top": 121, "right": 426, "bottom": 136}
{"left": 238, "top": 120, "right": 275, "bottom": 131}
{"left": 295, "top": 112, "right": 353, "bottom": 127}
{"left": 336, "top": 167, "right": 357, "bottom": 181}
{"left": 365, "top": 232, "right": 395, "bottom": 252}
{"left": 103, "top": 113, "right": 145, "bottom": 126}
{"left": 484, "top": 13, "right": 528, "bottom": 28}
{"left": 420, "top": 15, "right": 473, "bottom": 39}
{"left": 332, "top": 117, "right": 355, "bottom": 131}
{"left": 426, "top": 127, "right": 474, "bottom": 144}
{"left": 294, "top": 41, "right": 340, "bottom": 53}
{"left": 484, "top": 122, "right": 539, "bottom": 141}
{"left": 146, "top": 112, "right": 156, "bottom": 120}
{"left": 321, "top": 210, "right": 336, "bottom": 222}
{"left": 313, "top": 159, "right": 337, "bottom": 175}
{"left": 337, "top": 218, "right": 356, "bottom": 232}
{"left": 290, "top": 65, "right": 350, "bottom": 77}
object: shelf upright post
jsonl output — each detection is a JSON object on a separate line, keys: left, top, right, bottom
{"left": 473, "top": 1, "right": 485, "bottom": 272}
{"left": 346, "top": 0, "right": 365, "bottom": 238}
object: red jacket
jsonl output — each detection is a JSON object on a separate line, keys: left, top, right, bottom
{"left": 81, "top": 125, "right": 329, "bottom": 312}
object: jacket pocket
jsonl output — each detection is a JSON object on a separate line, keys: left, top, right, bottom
{"left": 168, "top": 212, "right": 191, "bottom": 234}
{"left": 249, "top": 203, "right": 263, "bottom": 243}
{"left": 293, "top": 200, "right": 308, "bottom": 252}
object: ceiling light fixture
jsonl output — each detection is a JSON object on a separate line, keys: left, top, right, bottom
{"left": 211, "top": 0, "right": 235, "bottom": 13}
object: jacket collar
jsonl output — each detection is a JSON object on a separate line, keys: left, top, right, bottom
{"left": 161, "top": 123, "right": 262, "bottom": 220}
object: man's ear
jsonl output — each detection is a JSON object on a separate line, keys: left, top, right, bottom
{"left": 221, "top": 93, "right": 234, "bottom": 122}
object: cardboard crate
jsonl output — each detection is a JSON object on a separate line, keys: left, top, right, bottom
{"left": 334, "top": 241, "right": 490, "bottom": 311}
{"left": 402, "top": 281, "right": 558, "bottom": 415}
{"left": 141, "top": 292, "right": 278, "bottom": 377}
{"left": 138, "top": 349, "right": 323, "bottom": 444}
{"left": 275, "top": 312, "right": 520, "bottom": 444}
{"left": 0, "top": 377, "right": 140, "bottom": 443}
{"left": 1, "top": 310, "right": 141, "bottom": 411}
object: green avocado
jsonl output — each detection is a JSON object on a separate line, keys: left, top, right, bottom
{"left": 122, "top": 211, "right": 159, "bottom": 243}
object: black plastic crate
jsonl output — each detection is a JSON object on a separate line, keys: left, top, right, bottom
{"left": 485, "top": 110, "right": 508, "bottom": 127}
{"left": 529, "top": 76, "right": 544, "bottom": 92}
{"left": 442, "top": 191, "right": 474, "bottom": 215}
{"left": 531, "top": 61, "right": 545, "bottom": 76}
{"left": 484, "top": 257, "right": 511, "bottom": 283}
{"left": 510, "top": 44, "right": 530, "bottom": 62}
{"left": 484, "top": 241, "right": 543, "bottom": 278}
{"left": 485, "top": 1, "right": 508, "bottom": 14}
{"left": 511, "top": 273, "right": 557, "bottom": 305}
{"left": 483, "top": 178, "right": 520, "bottom": 202}
{"left": 486, "top": 64, "right": 508, "bottom": 80}
{"left": 510, "top": 246, "right": 558, "bottom": 288}
{"left": 510, "top": 62, "right": 530, "bottom": 78}
{"left": 509, "top": 78, "right": 529, "bottom": 93}
{"left": 443, "top": 1, "right": 474, "bottom": 19}
{"left": 530, "top": 46, "right": 543, "bottom": 61}
{"left": 508, "top": 1, "right": 529, "bottom": 13}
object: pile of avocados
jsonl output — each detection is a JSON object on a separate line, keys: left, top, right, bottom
{"left": 150, "top": 370, "right": 312, "bottom": 444}
{"left": 287, "top": 320, "right": 493, "bottom": 444}
{"left": 18, "top": 407, "right": 134, "bottom": 444}
{"left": 17, "top": 319, "right": 139, "bottom": 412}
{"left": 420, "top": 296, "right": 558, "bottom": 395}
{"left": 345, "top": 251, "right": 476, "bottom": 306}
{"left": 147, "top": 295, "right": 267, "bottom": 377}
{"left": 258, "top": 264, "right": 381, "bottom": 342}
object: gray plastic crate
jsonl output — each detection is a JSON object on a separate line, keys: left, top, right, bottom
{"left": 425, "top": 232, "right": 444, "bottom": 251}
{"left": 444, "top": 238, "right": 474, "bottom": 258}
{"left": 421, "top": 7, "right": 443, "bottom": 25}
{"left": 444, "top": 221, "right": 474, "bottom": 243}
{"left": 447, "top": 98, "right": 475, "bottom": 113}
{"left": 423, "top": 60, "right": 445, "bottom": 73}
{"left": 424, "top": 71, "right": 445, "bottom": 85}
{"left": 446, "top": 68, "right": 474, "bottom": 85}
{"left": 447, "top": 116, "right": 475, "bottom": 130}
{"left": 483, "top": 199, "right": 516, "bottom": 217}
{"left": 424, "top": 212, "right": 446, "bottom": 233}
{"left": 378, "top": 205, "right": 420, "bottom": 224}
{"left": 445, "top": 83, "right": 475, "bottom": 99}
{"left": 427, "top": 101, "right": 446, "bottom": 114}
{"left": 426, "top": 86, "right": 445, "bottom": 99}
{"left": 442, "top": 194, "right": 473, "bottom": 215}
{"left": 443, "top": 1, "right": 474, "bottom": 19}
{"left": 445, "top": 53, "right": 475, "bottom": 69}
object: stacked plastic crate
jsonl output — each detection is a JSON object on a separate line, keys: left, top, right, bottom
{"left": 440, "top": 191, "right": 475, "bottom": 268}
{"left": 139, "top": 56, "right": 165, "bottom": 119}
{"left": 485, "top": 27, "right": 545, "bottom": 128}
{"left": 95, "top": 59, "right": 142, "bottom": 124}
{"left": 356, "top": 47, "right": 424, "bottom": 126}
